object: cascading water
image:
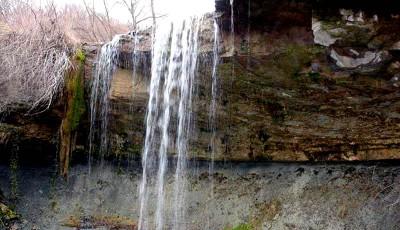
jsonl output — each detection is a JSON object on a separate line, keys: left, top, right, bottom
{"left": 205, "top": 16, "right": 221, "bottom": 230}
{"left": 89, "top": 36, "right": 121, "bottom": 169}
{"left": 138, "top": 17, "right": 202, "bottom": 230}
{"left": 88, "top": 1, "right": 217, "bottom": 228}
{"left": 171, "top": 18, "right": 202, "bottom": 230}
{"left": 138, "top": 1, "right": 215, "bottom": 229}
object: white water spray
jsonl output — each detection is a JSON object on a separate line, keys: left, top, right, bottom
{"left": 138, "top": 17, "right": 203, "bottom": 230}
{"left": 138, "top": 1, "right": 215, "bottom": 229}
{"left": 89, "top": 36, "right": 121, "bottom": 170}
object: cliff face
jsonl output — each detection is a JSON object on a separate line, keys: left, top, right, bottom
{"left": 100, "top": 1, "right": 400, "bottom": 162}
{"left": 1, "top": 0, "right": 400, "bottom": 164}
{"left": 0, "top": 107, "right": 62, "bottom": 165}
{"left": 197, "top": 1, "right": 400, "bottom": 161}
{"left": 3, "top": 163, "right": 400, "bottom": 229}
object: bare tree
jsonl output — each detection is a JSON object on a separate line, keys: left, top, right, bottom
{"left": 119, "top": 0, "right": 165, "bottom": 31}
{"left": 119, "top": 0, "right": 150, "bottom": 30}
{"left": 81, "top": 0, "right": 100, "bottom": 41}
{"left": 59, "top": 3, "right": 128, "bottom": 43}
{"left": 102, "top": 0, "right": 114, "bottom": 38}
{"left": 80, "top": 0, "right": 130, "bottom": 42}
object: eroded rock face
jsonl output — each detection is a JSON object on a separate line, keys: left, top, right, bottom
{"left": 2, "top": 0, "right": 400, "bottom": 163}
{"left": 0, "top": 109, "right": 62, "bottom": 165}
{"left": 78, "top": 1, "right": 400, "bottom": 162}
{"left": 4, "top": 163, "right": 400, "bottom": 229}
{"left": 108, "top": 68, "right": 148, "bottom": 157}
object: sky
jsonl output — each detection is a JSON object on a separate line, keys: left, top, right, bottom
{"left": 33, "top": 0, "right": 135, "bottom": 24}
{"left": 32, "top": 0, "right": 215, "bottom": 26}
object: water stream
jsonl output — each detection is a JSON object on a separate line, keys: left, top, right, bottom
{"left": 89, "top": 2, "right": 219, "bottom": 229}
{"left": 89, "top": 36, "right": 121, "bottom": 171}
{"left": 138, "top": 14, "right": 207, "bottom": 229}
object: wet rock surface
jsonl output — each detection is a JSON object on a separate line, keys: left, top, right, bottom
{"left": 2, "top": 0, "right": 400, "bottom": 164}
{"left": 86, "top": 0, "right": 400, "bottom": 162}
{"left": 0, "top": 162, "right": 399, "bottom": 229}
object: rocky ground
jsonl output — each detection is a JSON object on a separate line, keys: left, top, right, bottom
{"left": 0, "top": 161, "right": 399, "bottom": 229}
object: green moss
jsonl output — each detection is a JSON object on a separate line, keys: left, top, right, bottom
{"left": 59, "top": 48, "right": 87, "bottom": 176}
{"left": 74, "top": 48, "right": 86, "bottom": 62}
{"left": 0, "top": 203, "right": 18, "bottom": 221}
{"left": 225, "top": 223, "right": 254, "bottom": 230}
{"left": 339, "top": 25, "right": 374, "bottom": 45}
{"left": 66, "top": 74, "right": 85, "bottom": 131}
{"left": 65, "top": 49, "right": 86, "bottom": 132}
{"left": 274, "top": 44, "right": 314, "bottom": 76}
{"left": 320, "top": 18, "right": 345, "bottom": 31}
{"left": 218, "top": 43, "right": 321, "bottom": 92}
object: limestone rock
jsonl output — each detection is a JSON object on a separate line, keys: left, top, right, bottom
{"left": 313, "top": 12, "right": 379, "bottom": 48}
{"left": 391, "top": 41, "right": 400, "bottom": 50}
{"left": 312, "top": 18, "right": 343, "bottom": 47}
{"left": 330, "top": 49, "right": 390, "bottom": 71}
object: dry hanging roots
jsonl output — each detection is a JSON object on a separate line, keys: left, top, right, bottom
{"left": 0, "top": 4, "right": 70, "bottom": 114}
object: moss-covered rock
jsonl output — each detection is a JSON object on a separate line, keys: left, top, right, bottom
{"left": 225, "top": 223, "right": 254, "bottom": 230}
{"left": 59, "top": 48, "right": 86, "bottom": 176}
{"left": 0, "top": 202, "right": 18, "bottom": 228}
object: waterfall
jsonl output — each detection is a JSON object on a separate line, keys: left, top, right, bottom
{"left": 205, "top": 16, "right": 221, "bottom": 230}
{"left": 138, "top": 16, "right": 203, "bottom": 230}
{"left": 89, "top": 36, "right": 121, "bottom": 170}
{"left": 87, "top": 1, "right": 216, "bottom": 229}
{"left": 172, "top": 17, "right": 202, "bottom": 229}
{"left": 138, "top": 1, "right": 216, "bottom": 227}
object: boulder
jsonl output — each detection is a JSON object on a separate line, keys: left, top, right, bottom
{"left": 330, "top": 48, "right": 390, "bottom": 72}
{"left": 312, "top": 18, "right": 343, "bottom": 47}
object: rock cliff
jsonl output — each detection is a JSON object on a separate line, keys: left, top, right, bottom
{"left": 98, "top": 0, "right": 400, "bottom": 162}
{"left": 1, "top": 0, "right": 400, "bottom": 164}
